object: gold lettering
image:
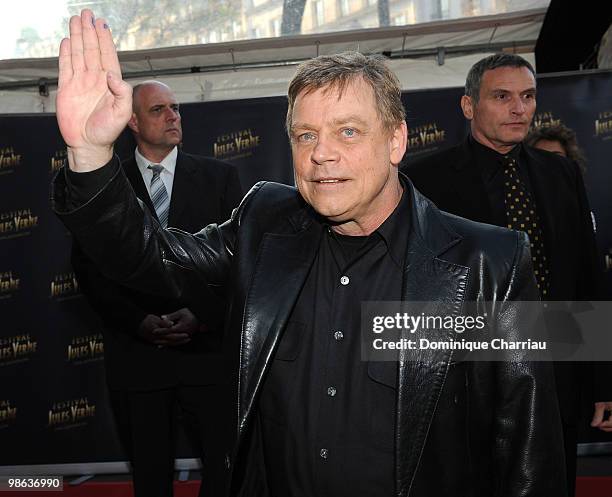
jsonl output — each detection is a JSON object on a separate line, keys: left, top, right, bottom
{"left": 0, "top": 407, "right": 17, "bottom": 421}
{"left": 595, "top": 119, "right": 612, "bottom": 136}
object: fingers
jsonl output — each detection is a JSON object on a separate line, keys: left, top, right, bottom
{"left": 81, "top": 9, "right": 102, "bottom": 72}
{"left": 597, "top": 423, "right": 612, "bottom": 433}
{"left": 591, "top": 404, "right": 605, "bottom": 426}
{"left": 591, "top": 402, "right": 612, "bottom": 431}
{"left": 58, "top": 38, "right": 73, "bottom": 89}
{"left": 67, "top": 9, "right": 122, "bottom": 75}
{"left": 69, "top": 15, "right": 85, "bottom": 73}
{"left": 162, "top": 309, "right": 185, "bottom": 322}
{"left": 107, "top": 74, "right": 133, "bottom": 122}
{"left": 160, "top": 315, "right": 174, "bottom": 327}
{"left": 95, "top": 18, "right": 122, "bottom": 77}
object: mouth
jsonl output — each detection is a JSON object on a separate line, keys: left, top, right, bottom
{"left": 312, "top": 178, "right": 348, "bottom": 184}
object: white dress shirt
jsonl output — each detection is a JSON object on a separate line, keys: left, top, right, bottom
{"left": 134, "top": 146, "right": 178, "bottom": 202}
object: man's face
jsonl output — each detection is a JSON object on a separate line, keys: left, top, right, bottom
{"left": 289, "top": 77, "right": 406, "bottom": 235}
{"left": 129, "top": 84, "right": 182, "bottom": 149}
{"left": 462, "top": 66, "right": 536, "bottom": 153}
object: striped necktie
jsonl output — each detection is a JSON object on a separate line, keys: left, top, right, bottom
{"left": 503, "top": 155, "right": 550, "bottom": 297}
{"left": 148, "top": 164, "right": 170, "bottom": 228}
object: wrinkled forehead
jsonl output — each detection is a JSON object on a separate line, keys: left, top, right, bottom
{"left": 292, "top": 76, "right": 380, "bottom": 126}
{"left": 296, "top": 74, "right": 373, "bottom": 102}
{"left": 480, "top": 66, "right": 537, "bottom": 92}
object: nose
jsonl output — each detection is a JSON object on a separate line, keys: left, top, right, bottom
{"left": 164, "top": 107, "right": 179, "bottom": 121}
{"left": 510, "top": 95, "right": 526, "bottom": 116}
{"left": 311, "top": 134, "right": 339, "bottom": 165}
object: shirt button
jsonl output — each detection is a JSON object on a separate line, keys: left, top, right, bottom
{"left": 334, "top": 331, "right": 344, "bottom": 341}
{"left": 320, "top": 448, "right": 329, "bottom": 459}
{"left": 327, "top": 386, "right": 337, "bottom": 397}
{"left": 340, "top": 275, "right": 350, "bottom": 285}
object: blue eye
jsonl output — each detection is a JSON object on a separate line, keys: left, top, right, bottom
{"left": 298, "top": 132, "right": 316, "bottom": 142}
{"left": 342, "top": 128, "right": 356, "bottom": 137}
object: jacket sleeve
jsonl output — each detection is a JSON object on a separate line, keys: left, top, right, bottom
{"left": 571, "top": 162, "right": 612, "bottom": 402}
{"left": 52, "top": 155, "right": 259, "bottom": 304}
{"left": 493, "top": 232, "right": 567, "bottom": 497}
{"left": 572, "top": 161, "right": 605, "bottom": 301}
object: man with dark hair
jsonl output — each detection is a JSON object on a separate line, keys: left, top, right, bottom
{"left": 53, "top": 11, "right": 566, "bottom": 496}
{"left": 71, "top": 79, "right": 243, "bottom": 497}
{"left": 405, "top": 53, "right": 612, "bottom": 496}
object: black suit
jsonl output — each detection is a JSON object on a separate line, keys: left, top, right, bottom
{"left": 72, "top": 150, "right": 243, "bottom": 497}
{"left": 403, "top": 137, "right": 606, "bottom": 496}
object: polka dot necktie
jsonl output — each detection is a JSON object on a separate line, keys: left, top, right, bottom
{"left": 503, "top": 156, "right": 550, "bottom": 297}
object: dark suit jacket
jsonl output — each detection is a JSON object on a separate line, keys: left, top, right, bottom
{"left": 72, "top": 150, "right": 243, "bottom": 391}
{"left": 403, "top": 138, "right": 607, "bottom": 414}
{"left": 54, "top": 161, "right": 566, "bottom": 497}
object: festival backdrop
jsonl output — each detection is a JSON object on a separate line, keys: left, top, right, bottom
{"left": 0, "top": 70, "right": 610, "bottom": 468}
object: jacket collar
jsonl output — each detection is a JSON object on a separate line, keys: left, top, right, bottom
{"left": 167, "top": 151, "right": 195, "bottom": 226}
{"left": 404, "top": 173, "right": 462, "bottom": 257}
{"left": 285, "top": 174, "right": 462, "bottom": 257}
{"left": 396, "top": 182, "right": 468, "bottom": 496}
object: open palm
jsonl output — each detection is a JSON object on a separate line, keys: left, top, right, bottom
{"left": 56, "top": 10, "right": 132, "bottom": 170}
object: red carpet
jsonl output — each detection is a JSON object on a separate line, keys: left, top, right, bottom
{"left": 3, "top": 478, "right": 611, "bottom": 496}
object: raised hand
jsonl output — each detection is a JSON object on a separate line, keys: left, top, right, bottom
{"left": 56, "top": 9, "right": 132, "bottom": 172}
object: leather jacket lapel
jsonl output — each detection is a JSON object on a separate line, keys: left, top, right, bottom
{"left": 167, "top": 152, "right": 192, "bottom": 227}
{"left": 237, "top": 215, "right": 323, "bottom": 437}
{"left": 395, "top": 184, "right": 469, "bottom": 497}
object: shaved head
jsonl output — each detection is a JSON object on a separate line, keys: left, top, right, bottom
{"left": 132, "top": 80, "right": 173, "bottom": 113}
{"left": 128, "top": 80, "right": 182, "bottom": 162}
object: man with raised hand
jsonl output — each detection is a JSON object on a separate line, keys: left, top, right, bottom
{"left": 53, "top": 10, "right": 566, "bottom": 496}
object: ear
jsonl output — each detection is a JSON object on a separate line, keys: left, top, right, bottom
{"left": 127, "top": 113, "right": 139, "bottom": 134}
{"left": 389, "top": 121, "right": 408, "bottom": 166}
{"left": 460, "top": 95, "right": 474, "bottom": 120}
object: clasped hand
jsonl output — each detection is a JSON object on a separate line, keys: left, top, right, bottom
{"left": 138, "top": 308, "right": 200, "bottom": 347}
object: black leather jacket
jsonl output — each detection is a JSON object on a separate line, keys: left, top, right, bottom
{"left": 52, "top": 159, "right": 565, "bottom": 497}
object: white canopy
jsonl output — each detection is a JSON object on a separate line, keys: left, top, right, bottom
{"left": 0, "top": 8, "right": 544, "bottom": 113}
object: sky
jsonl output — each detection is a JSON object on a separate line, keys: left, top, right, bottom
{"left": 1, "top": 0, "right": 70, "bottom": 60}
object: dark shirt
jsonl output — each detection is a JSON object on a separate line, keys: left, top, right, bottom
{"left": 258, "top": 184, "right": 410, "bottom": 497}
{"left": 469, "top": 135, "right": 534, "bottom": 227}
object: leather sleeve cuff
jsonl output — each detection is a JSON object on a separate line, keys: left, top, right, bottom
{"left": 51, "top": 155, "right": 122, "bottom": 213}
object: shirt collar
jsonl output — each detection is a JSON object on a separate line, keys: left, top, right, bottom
{"left": 135, "top": 146, "right": 178, "bottom": 177}
{"left": 319, "top": 176, "right": 410, "bottom": 269}
{"left": 375, "top": 176, "right": 410, "bottom": 268}
{"left": 469, "top": 134, "right": 521, "bottom": 181}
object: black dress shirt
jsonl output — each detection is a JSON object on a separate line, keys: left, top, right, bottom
{"left": 258, "top": 184, "right": 410, "bottom": 497}
{"left": 469, "top": 135, "right": 534, "bottom": 227}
